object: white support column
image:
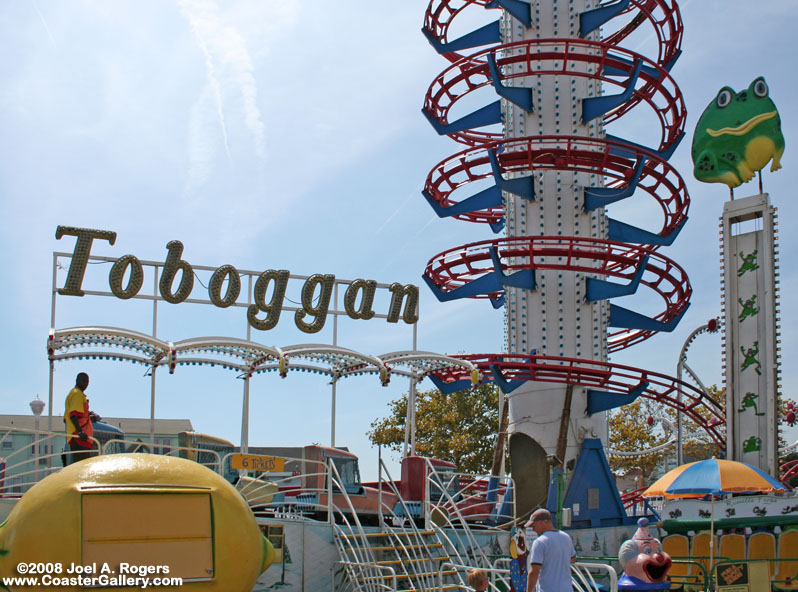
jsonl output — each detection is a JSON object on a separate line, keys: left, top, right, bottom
{"left": 150, "top": 267, "right": 159, "bottom": 446}
{"left": 48, "top": 254, "right": 58, "bottom": 433}
{"left": 409, "top": 376, "right": 418, "bottom": 456}
{"left": 330, "top": 377, "right": 337, "bottom": 448}
{"left": 241, "top": 376, "right": 250, "bottom": 453}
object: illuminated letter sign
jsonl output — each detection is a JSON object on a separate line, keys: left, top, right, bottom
{"left": 55, "top": 227, "right": 419, "bottom": 331}
{"left": 55, "top": 226, "right": 117, "bottom": 296}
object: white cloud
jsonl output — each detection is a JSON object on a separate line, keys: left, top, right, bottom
{"left": 177, "top": 0, "right": 268, "bottom": 191}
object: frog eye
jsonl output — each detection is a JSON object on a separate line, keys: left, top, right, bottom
{"left": 717, "top": 89, "right": 733, "bottom": 108}
{"left": 753, "top": 79, "right": 769, "bottom": 98}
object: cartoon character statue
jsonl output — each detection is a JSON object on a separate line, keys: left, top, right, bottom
{"left": 692, "top": 77, "right": 785, "bottom": 189}
{"left": 509, "top": 527, "right": 528, "bottom": 592}
{"left": 618, "top": 518, "right": 672, "bottom": 590}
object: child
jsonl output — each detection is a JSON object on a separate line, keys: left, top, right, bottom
{"left": 467, "top": 568, "right": 489, "bottom": 591}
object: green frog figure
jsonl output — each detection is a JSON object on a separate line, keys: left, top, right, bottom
{"left": 692, "top": 76, "right": 785, "bottom": 188}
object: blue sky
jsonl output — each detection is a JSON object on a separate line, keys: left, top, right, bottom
{"left": 1, "top": 0, "right": 796, "bottom": 479}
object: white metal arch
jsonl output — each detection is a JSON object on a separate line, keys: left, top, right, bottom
{"left": 47, "top": 327, "right": 480, "bottom": 452}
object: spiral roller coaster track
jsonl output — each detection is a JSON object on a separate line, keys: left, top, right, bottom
{"left": 419, "top": 0, "right": 724, "bottom": 446}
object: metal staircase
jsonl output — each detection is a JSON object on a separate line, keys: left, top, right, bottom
{"left": 333, "top": 524, "right": 465, "bottom": 591}
{"left": 330, "top": 456, "right": 514, "bottom": 591}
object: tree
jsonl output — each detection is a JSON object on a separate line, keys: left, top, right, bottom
{"left": 608, "top": 385, "right": 726, "bottom": 482}
{"left": 607, "top": 397, "right": 670, "bottom": 480}
{"left": 681, "top": 384, "right": 726, "bottom": 461}
{"left": 368, "top": 384, "right": 502, "bottom": 473}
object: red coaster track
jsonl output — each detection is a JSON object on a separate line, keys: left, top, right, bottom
{"left": 423, "top": 38, "right": 685, "bottom": 152}
{"left": 423, "top": 0, "right": 683, "bottom": 68}
{"left": 432, "top": 353, "right": 724, "bottom": 447}
{"left": 423, "top": 135, "right": 689, "bottom": 239}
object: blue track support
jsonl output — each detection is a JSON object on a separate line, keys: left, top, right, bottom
{"left": 586, "top": 380, "right": 650, "bottom": 415}
{"left": 428, "top": 375, "right": 473, "bottom": 394}
{"left": 489, "top": 219, "right": 506, "bottom": 234}
{"left": 422, "top": 100, "right": 502, "bottom": 136}
{"left": 490, "top": 294, "right": 506, "bottom": 308}
{"left": 488, "top": 54, "right": 534, "bottom": 111}
{"left": 579, "top": 0, "right": 630, "bottom": 37}
{"left": 609, "top": 302, "right": 689, "bottom": 332}
{"left": 492, "top": 481, "right": 514, "bottom": 524}
{"left": 421, "top": 20, "right": 502, "bottom": 55}
{"left": 585, "top": 254, "right": 649, "bottom": 301}
{"left": 486, "top": 475, "right": 499, "bottom": 503}
{"left": 488, "top": 363, "right": 526, "bottom": 394}
{"left": 422, "top": 271, "right": 502, "bottom": 302}
{"left": 486, "top": 0, "right": 532, "bottom": 26}
{"left": 488, "top": 149, "right": 535, "bottom": 201}
{"left": 422, "top": 187, "right": 503, "bottom": 219}
{"left": 608, "top": 216, "right": 687, "bottom": 246}
{"left": 582, "top": 57, "right": 643, "bottom": 123}
{"left": 489, "top": 245, "right": 536, "bottom": 290}
{"left": 606, "top": 133, "right": 684, "bottom": 162}
{"left": 584, "top": 156, "right": 646, "bottom": 210}
{"left": 601, "top": 55, "right": 662, "bottom": 82}
{"left": 665, "top": 49, "right": 682, "bottom": 72}
{"left": 562, "top": 439, "right": 630, "bottom": 528}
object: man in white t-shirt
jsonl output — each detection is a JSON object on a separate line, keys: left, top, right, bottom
{"left": 526, "top": 508, "right": 576, "bottom": 592}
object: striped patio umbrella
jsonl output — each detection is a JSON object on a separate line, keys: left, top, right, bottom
{"left": 642, "top": 458, "right": 788, "bottom": 567}
{"left": 642, "top": 458, "right": 788, "bottom": 499}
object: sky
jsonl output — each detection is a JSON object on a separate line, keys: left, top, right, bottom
{"left": 1, "top": 0, "right": 796, "bottom": 480}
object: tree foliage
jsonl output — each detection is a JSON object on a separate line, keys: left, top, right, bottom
{"left": 607, "top": 398, "right": 669, "bottom": 479}
{"left": 368, "top": 384, "right": 502, "bottom": 473}
{"left": 608, "top": 385, "right": 726, "bottom": 482}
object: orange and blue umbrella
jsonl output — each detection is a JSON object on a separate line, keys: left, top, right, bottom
{"left": 642, "top": 458, "right": 788, "bottom": 498}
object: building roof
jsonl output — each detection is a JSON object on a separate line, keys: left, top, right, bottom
{"left": 0, "top": 415, "right": 192, "bottom": 435}
{"left": 99, "top": 417, "right": 193, "bottom": 435}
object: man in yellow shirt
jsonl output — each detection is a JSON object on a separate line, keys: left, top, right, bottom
{"left": 64, "top": 372, "right": 97, "bottom": 463}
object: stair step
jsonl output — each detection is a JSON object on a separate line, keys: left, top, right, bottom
{"left": 346, "top": 542, "right": 444, "bottom": 553}
{"left": 357, "top": 569, "right": 457, "bottom": 582}
{"left": 339, "top": 530, "right": 436, "bottom": 539}
{"left": 376, "top": 556, "right": 451, "bottom": 566}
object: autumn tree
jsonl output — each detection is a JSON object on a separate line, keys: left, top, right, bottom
{"left": 681, "top": 384, "right": 726, "bottom": 461}
{"left": 368, "top": 384, "right": 503, "bottom": 473}
{"left": 608, "top": 385, "right": 726, "bottom": 481}
{"left": 607, "top": 397, "right": 671, "bottom": 480}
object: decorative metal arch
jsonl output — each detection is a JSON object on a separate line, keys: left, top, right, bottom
{"left": 47, "top": 326, "right": 480, "bottom": 449}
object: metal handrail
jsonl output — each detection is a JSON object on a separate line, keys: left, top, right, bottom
{"left": 665, "top": 556, "right": 710, "bottom": 591}
{"left": 421, "top": 458, "right": 502, "bottom": 570}
{"left": 376, "top": 458, "right": 455, "bottom": 591}
{"left": 427, "top": 467, "right": 516, "bottom": 529}
{"left": 572, "top": 562, "right": 618, "bottom": 592}
{"left": 103, "top": 438, "right": 223, "bottom": 468}
{"left": 328, "top": 457, "right": 389, "bottom": 591}
{"left": 0, "top": 425, "right": 102, "bottom": 496}
{"left": 440, "top": 561, "right": 508, "bottom": 592}
{"left": 331, "top": 561, "right": 397, "bottom": 592}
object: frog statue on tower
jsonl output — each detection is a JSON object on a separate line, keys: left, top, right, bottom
{"left": 618, "top": 518, "right": 673, "bottom": 590}
{"left": 692, "top": 76, "right": 785, "bottom": 190}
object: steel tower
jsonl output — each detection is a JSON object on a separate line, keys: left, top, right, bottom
{"left": 420, "top": 0, "right": 717, "bottom": 515}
